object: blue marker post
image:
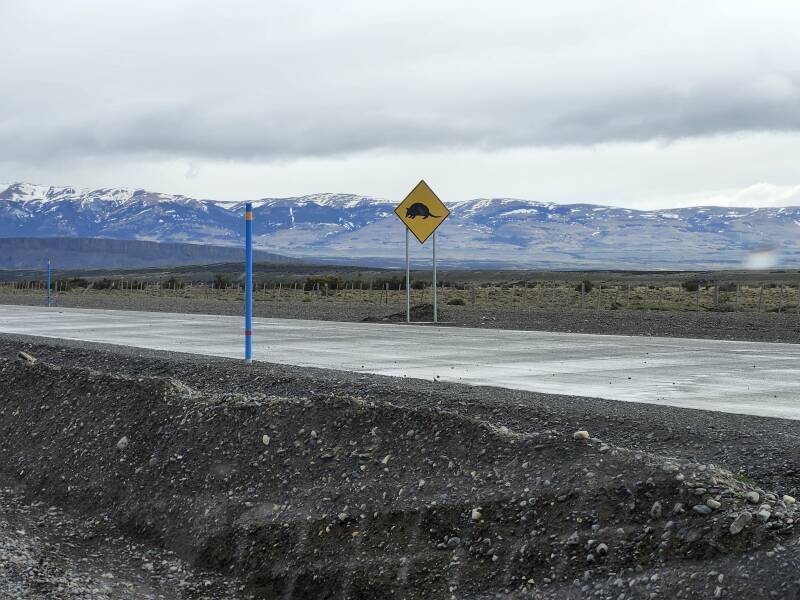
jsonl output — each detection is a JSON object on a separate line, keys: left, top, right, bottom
{"left": 47, "top": 260, "right": 51, "bottom": 307}
{"left": 244, "top": 202, "right": 254, "bottom": 363}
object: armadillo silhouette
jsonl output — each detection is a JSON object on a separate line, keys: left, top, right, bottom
{"left": 405, "top": 203, "right": 440, "bottom": 219}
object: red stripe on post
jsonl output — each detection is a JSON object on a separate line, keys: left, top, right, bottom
{"left": 245, "top": 330, "right": 252, "bottom": 336}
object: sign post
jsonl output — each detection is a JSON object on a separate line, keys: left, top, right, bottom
{"left": 394, "top": 180, "right": 449, "bottom": 324}
{"left": 244, "top": 202, "right": 253, "bottom": 363}
{"left": 47, "top": 260, "right": 51, "bottom": 307}
{"left": 405, "top": 228, "right": 410, "bottom": 323}
{"left": 432, "top": 232, "right": 437, "bottom": 323}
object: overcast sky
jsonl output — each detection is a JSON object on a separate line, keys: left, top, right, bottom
{"left": 2, "top": 0, "right": 800, "bottom": 208}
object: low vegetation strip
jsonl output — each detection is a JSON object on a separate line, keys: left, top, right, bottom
{"left": 1, "top": 355, "right": 799, "bottom": 598}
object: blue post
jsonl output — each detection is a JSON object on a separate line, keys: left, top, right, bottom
{"left": 245, "top": 203, "right": 253, "bottom": 363}
{"left": 47, "top": 260, "right": 51, "bottom": 307}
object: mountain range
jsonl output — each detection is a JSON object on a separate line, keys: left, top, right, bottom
{"left": 1, "top": 181, "right": 799, "bottom": 269}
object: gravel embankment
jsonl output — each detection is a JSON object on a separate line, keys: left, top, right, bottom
{"left": 3, "top": 290, "right": 800, "bottom": 343}
{"left": 1, "top": 335, "right": 800, "bottom": 598}
{"left": 0, "top": 478, "right": 241, "bottom": 599}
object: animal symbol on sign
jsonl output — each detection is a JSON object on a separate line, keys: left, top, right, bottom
{"left": 405, "top": 202, "right": 440, "bottom": 219}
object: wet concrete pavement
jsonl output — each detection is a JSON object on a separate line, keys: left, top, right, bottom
{"left": 0, "top": 305, "right": 798, "bottom": 419}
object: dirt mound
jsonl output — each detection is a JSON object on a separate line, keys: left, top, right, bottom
{"left": 0, "top": 357, "right": 798, "bottom": 598}
{"left": 364, "top": 303, "right": 444, "bottom": 323}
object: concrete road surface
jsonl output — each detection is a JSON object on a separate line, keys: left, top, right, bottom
{"left": 0, "top": 305, "right": 798, "bottom": 419}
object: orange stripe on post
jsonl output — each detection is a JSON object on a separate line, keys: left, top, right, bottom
{"left": 246, "top": 211, "right": 253, "bottom": 220}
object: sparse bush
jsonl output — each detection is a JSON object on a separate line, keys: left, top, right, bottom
{"left": 575, "top": 280, "right": 594, "bottom": 293}
{"left": 681, "top": 279, "right": 700, "bottom": 292}
{"left": 305, "top": 275, "right": 343, "bottom": 291}
{"left": 161, "top": 276, "right": 185, "bottom": 290}
{"left": 67, "top": 277, "right": 89, "bottom": 290}
{"left": 447, "top": 298, "right": 466, "bottom": 306}
{"left": 718, "top": 281, "right": 737, "bottom": 293}
{"left": 213, "top": 274, "right": 232, "bottom": 289}
{"left": 374, "top": 276, "right": 405, "bottom": 290}
{"left": 92, "top": 278, "right": 116, "bottom": 290}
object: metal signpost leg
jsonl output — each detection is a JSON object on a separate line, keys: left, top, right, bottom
{"left": 406, "top": 228, "right": 410, "bottom": 323}
{"left": 433, "top": 231, "right": 438, "bottom": 324}
{"left": 245, "top": 203, "right": 253, "bottom": 363}
{"left": 47, "top": 260, "right": 51, "bottom": 307}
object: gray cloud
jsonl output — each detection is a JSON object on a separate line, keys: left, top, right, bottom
{"left": 2, "top": 1, "right": 800, "bottom": 164}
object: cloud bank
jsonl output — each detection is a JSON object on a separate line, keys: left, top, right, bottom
{"left": 3, "top": 0, "right": 800, "bottom": 163}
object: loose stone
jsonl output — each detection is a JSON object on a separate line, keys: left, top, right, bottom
{"left": 730, "top": 512, "right": 753, "bottom": 535}
{"left": 650, "top": 501, "right": 663, "bottom": 519}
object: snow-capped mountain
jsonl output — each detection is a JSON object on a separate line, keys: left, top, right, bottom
{"left": 2, "top": 182, "right": 799, "bottom": 269}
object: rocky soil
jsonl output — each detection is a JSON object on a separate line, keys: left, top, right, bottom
{"left": 3, "top": 290, "right": 800, "bottom": 343}
{"left": 1, "top": 335, "right": 800, "bottom": 598}
{"left": 0, "top": 478, "right": 241, "bottom": 599}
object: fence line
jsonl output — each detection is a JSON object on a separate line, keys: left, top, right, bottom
{"left": 1, "top": 279, "right": 799, "bottom": 314}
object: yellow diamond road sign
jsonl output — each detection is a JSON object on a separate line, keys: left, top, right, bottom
{"left": 394, "top": 180, "right": 450, "bottom": 244}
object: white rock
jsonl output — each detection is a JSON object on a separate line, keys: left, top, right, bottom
{"left": 261, "top": 434, "right": 271, "bottom": 446}
{"left": 573, "top": 430, "right": 590, "bottom": 440}
{"left": 141, "top": 562, "right": 154, "bottom": 572}
{"left": 706, "top": 498, "right": 721, "bottom": 510}
{"left": 783, "top": 495, "right": 796, "bottom": 505}
{"left": 729, "top": 512, "right": 752, "bottom": 535}
{"left": 16, "top": 351, "right": 37, "bottom": 365}
{"left": 471, "top": 508, "right": 483, "bottom": 521}
{"left": 116, "top": 436, "right": 129, "bottom": 450}
{"left": 745, "top": 491, "right": 760, "bottom": 504}
{"left": 650, "top": 501, "right": 662, "bottom": 519}
{"left": 757, "top": 509, "right": 771, "bottom": 522}
{"left": 381, "top": 454, "right": 391, "bottom": 465}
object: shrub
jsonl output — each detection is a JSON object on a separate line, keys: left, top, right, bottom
{"left": 682, "top": 279, "right": 700, "bottom": 292}
{"left": 447, "top": 298, "right": 466, "bottom": 306}
{"left": 305, "top": 275, "right": 343, "bottom": 291}
{"left": 575, "top": 280, "right": 594, "bottom": 293}
{"left": 68, "top": 277, "right": 89, "bottom": 289}
{"left": 213, "top": 274, "right": 232, "bottom": 289}
{"left": 92, "top": 278, "right": 116, "bottom": 290}
{"left": 718, "top": 281, "right": 738, "bottom": 293}
{"left": 161, "top": 276, "right": 185, "bottom": 290}
{"left": 371, "top": 276, "right": 410, "bottom": 290}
